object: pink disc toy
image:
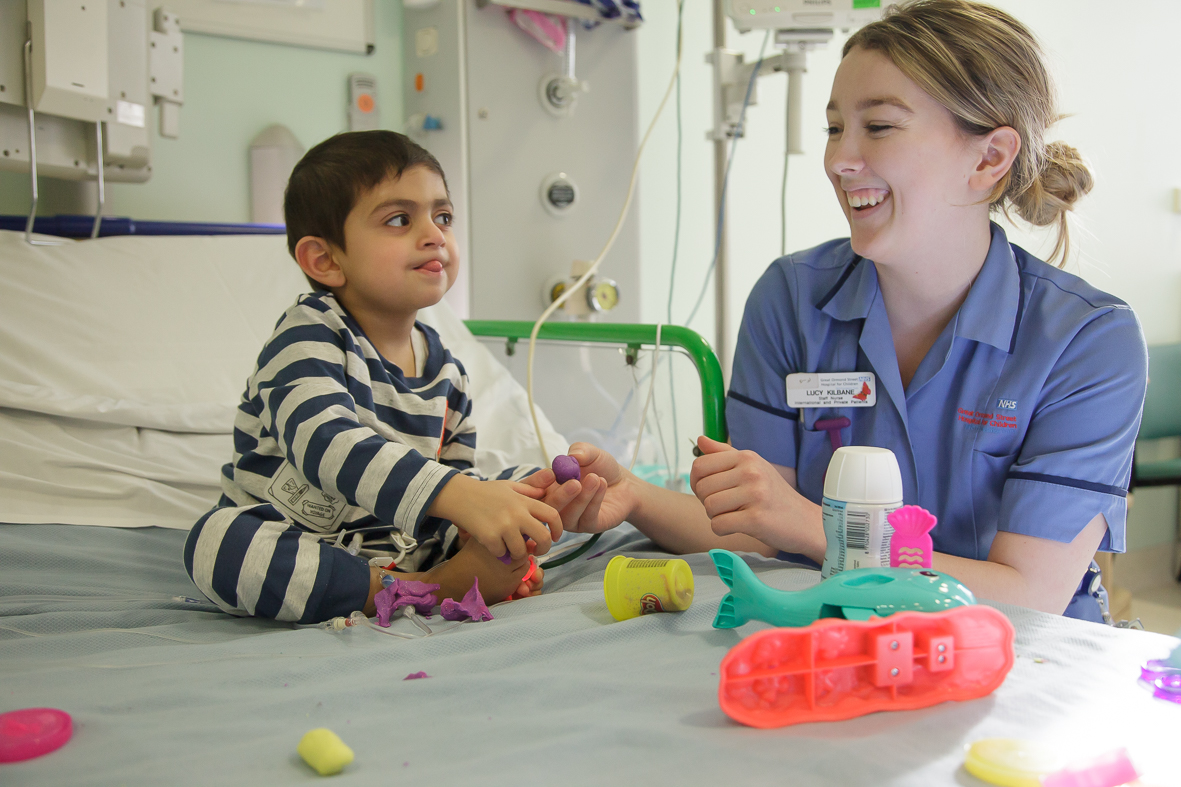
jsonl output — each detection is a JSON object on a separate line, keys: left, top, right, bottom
{"left": 0, "top": 708, "right": 73, "bottom": 763}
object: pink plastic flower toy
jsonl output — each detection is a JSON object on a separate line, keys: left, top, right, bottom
{"left": 888, "top": 505, "right": 937, "bottom": 569}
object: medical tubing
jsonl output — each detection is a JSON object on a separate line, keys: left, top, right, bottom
{"left": 667, "top": 0, "right": 685, "bottom": 483}
{"left": 629, "top": 323, "right": 664, "bottom": 470}
{"left": 781, "top": 119, "right": 790, "bottom": 257}
{"left": 524, "top": 8, "right": 684, "bottom": 465}
{"left": 685, "top": 30, "right": 771, "bottom": 329}
{"left": 544, "top": 324, "right": 664, "bottom": 570}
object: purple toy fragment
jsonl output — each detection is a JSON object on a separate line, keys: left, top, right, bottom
{"left": 551, "top": 455, "right": 582, "bottom": 485}
{"left": 403, "top": 671, "right": 430, "bottom": 680}
{"left": 440, "top": 577, "right": 494, "bottom": 622}
{"left": 497, "top": 552, "right": 513, "bottom": 565}
{"left": 374, "top": 578, "right": 441, "bottom": 626}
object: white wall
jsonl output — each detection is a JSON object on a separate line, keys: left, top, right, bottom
{"left": 634, "top": 0, "right": 1181, "bottom": 549}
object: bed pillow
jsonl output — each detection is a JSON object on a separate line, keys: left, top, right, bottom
{"left": 0, "top": 230, "right": 565, "bottom": 528}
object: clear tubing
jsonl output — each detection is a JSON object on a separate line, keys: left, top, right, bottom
{"left": 524, "top": 0, "right": 685, "bottom": 465}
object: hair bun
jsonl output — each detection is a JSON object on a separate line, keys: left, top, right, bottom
{"left": 1011, "top": 141, "right": 1093, "bottom": 227}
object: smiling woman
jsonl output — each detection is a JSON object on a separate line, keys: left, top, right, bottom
{"left": 542, "top": 0, "right": 1148, "bottom": 623}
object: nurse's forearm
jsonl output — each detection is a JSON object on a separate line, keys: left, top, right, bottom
{"left": 929, "top": 553, "right": 1040, "bottom": 611}
{"left": 626, "top": 476, "right": 777, "bottom": 557}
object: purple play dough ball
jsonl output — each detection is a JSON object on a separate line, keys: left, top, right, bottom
{"left": 552, "top": 455, "right": 582, "bottom": 484}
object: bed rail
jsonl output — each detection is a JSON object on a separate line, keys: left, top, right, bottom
{"left": 464, "top": 320, "right": 727, "bottom": 443}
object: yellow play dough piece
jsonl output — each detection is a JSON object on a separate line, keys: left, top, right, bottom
{"left": 297, "top": 728, "right": 355, "bottom": 776}
{"left": 964, "top": 739, "right": 1065, "bottom": 787}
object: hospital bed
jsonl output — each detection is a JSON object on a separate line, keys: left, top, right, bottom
{"left": 0, "top": 227, "right": 1178, "bottom": 786}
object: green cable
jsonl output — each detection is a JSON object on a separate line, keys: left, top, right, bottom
{"left": 540, "top": 533, "right": 601, "bottom": 569}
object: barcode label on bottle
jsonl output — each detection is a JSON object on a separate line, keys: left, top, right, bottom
{"left": 821, "top": 499, "right": 901, "bottom": 578}
{"left": 845, "top": 509, "right": 870, "bottom": 550}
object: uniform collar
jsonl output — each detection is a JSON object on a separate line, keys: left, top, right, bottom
{"left": 818, "top": 223, "right": 1022, "bottom": 354}
{"left": 954, "top": 223, "right": 1023, "bottom": 353}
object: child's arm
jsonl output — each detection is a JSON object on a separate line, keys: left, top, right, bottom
{"left": 529, "top": 442, "right": 777, "bottom": 556}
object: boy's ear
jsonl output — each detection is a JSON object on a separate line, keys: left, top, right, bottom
{"left": 295, "top": 236, "right": 345, "bottom": 289}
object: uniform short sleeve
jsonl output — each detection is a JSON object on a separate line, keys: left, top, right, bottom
{"left": 997, "top": 307, "right": 1147, "bottom": 552}
{"left": 727, "top": 263, "right": 802, "bottom": 468}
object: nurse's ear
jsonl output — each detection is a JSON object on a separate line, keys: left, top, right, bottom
{"left": 295, "top": 236, "right": 346, "bottom": 290}
{"left": 968, "top": 126, "right": 1021, "bottom": 195}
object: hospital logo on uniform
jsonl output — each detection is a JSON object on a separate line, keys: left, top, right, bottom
{"left": 957, "top": 404, "right": 1019, "bottom": 433}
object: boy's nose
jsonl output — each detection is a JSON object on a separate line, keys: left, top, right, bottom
{"left": 419, "top": 224, "right": 446, "bottom": 248}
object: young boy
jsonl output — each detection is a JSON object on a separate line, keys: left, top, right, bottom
{"left": 183, "top": 131, "right": 578, "bottom": 624}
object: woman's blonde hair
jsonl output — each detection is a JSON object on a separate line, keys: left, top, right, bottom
{"left": 844, "top": 0, "right": 1092, "bottom": 265}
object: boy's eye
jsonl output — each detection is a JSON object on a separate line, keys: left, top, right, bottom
{"left": 386, "top": 214, "right": 410, "bottom": 228}
{"left": 866, "top": 124, "right": 893, "bottom": 134}
{"left": 435, "top": 212, "right": 453, "bottom": 227}
{"left": 824, "top": 125, "right": 842, "bottom": 136}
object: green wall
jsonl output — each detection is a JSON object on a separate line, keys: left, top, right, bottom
{"left": 0, "top": 1, "right": 405, "bottom": 222}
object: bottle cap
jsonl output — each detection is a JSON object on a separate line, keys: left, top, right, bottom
{"left": 822, "top": 446, "right": 903, "bottom": 505}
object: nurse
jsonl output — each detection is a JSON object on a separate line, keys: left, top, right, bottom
{"left": 544, "top": 0, "right": 1147, "bottom": 621}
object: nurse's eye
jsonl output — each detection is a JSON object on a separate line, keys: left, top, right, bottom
{"left": 434, "top": 212, "right": 453, "bottom": 227}
{"left": 866, "top": 124, "right": 894, "bottom": 134}
{"left": 385, "top": 214, "right": 410, "bottom": 228}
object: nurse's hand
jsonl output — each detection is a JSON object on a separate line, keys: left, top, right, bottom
{"left": 527, "top": 442, "right": 638, "bottom": 535}
{"left": 690, "top": 435, "right": 825, "bottom": 561}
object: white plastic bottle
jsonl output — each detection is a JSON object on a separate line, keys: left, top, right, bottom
{"left": 820, "top": 446, "right": 904, "bottom": 578}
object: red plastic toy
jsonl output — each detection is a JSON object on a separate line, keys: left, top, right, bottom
{"left": 718, "top": 605, "right": 1014, "bottom": 728}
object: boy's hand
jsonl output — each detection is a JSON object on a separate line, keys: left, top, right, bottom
{"left": 432, "top": 535, "right": 534, "bottom": 604}
{"left": 428, "top": 474, "right": 563, "bottom": 560}
{"left": 526, "top": 443, "right": 638, "bottom": 535}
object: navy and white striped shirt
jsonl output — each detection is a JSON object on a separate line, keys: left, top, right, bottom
{"left": 184, "top": 293, "right": 532, "bottom": 622}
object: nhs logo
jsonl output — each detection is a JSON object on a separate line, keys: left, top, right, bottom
{"left": 996, "top": 398, "right": 1018, "bottom": 410}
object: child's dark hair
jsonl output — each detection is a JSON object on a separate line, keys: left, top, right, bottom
{"left": 284, "top": 130, "right": 449, "bottom": 291}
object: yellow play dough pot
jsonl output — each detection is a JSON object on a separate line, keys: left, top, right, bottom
{"left": 603, "top": 556, "right": 694, "bottom": 621}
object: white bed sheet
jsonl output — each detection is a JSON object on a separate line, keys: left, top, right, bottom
{"left": 1, "top": 524, "right": 1178, "bottom": 786}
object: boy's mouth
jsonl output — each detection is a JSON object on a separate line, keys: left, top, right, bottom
{"left": 415, "top": 260, "right": 445, "bottom": 273}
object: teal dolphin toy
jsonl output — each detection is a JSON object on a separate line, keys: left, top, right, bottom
{"left": 709, "top": 549, "right": 976, "bottom": 629}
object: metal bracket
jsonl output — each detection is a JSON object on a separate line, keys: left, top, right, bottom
{"left": 150, "top": 9, "right": 184, "bottom": 139}
{"left": 22, "top": 32, "right": 66, "bottom": 246}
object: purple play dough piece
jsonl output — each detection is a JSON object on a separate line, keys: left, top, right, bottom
{"left": 551, "top": 455, "right": 581, "bottom": 484}
{"left": 374, "top": 579, "right": 441, "bottom": 626}
{"left": 497, "top": 552, "right": 513, "bottom": 565}
{"left": 403, "top": 671, "right": 430, "bottom": 680}
{"left": 440, "top": 577, "right": 493, "bottom": 622}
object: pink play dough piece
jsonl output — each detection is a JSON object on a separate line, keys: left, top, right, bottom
{"left": 374, "top": 579, "right": 441, "bottom": 626}
{"left": 403, "top": 672, "right": 430, "bottom": 680}
{"left": 552, "top": 455, "right": 581, "bottom": 485}
{"left": 440, "top": 577, "right": 493, "bottom": 622}
{"left": 0, "top": 708, "right": 72, "bottom": 763}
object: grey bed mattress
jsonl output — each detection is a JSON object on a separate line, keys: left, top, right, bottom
{"left": 2, "top": 523, "right": 1178, "bottom": 786}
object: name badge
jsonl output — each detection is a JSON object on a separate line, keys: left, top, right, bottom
{"left": 786, "top": 372, "right": 876, "bottom": 408}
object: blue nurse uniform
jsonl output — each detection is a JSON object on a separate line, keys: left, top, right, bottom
{"left": 726, "top": 223, "right": 1148, "bottom": 621}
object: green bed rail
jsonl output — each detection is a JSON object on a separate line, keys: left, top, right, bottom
{"left": 463, "top": 320, "right": 728, "bottom": 443}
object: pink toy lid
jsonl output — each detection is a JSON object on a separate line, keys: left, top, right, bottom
{"left": 0, "top": 708, "right": 73, "bottom": 763}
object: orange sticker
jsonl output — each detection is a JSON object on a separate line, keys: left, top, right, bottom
{"left": 356, "top": 93, "right": 375, "bottom": 113}
{"left": 415, "top": 73, "right": 425, "bottom": 92}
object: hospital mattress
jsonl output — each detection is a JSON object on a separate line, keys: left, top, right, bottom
{"left": 2, "top": 522, "right": 1178, "bottom": 786}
